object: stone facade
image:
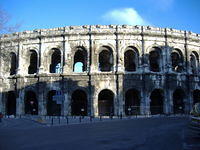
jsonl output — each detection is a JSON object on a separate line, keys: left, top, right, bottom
{"left": 0, "top": 25, "right": 200, "bottom": 117}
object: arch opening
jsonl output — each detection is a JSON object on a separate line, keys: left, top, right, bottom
{"left": 193, "top": 89, "right": 200, "bottom": 105}
{"left": 47, "top": 90, "right": 61, "bottom": 116}
{"left": 190, "top": 51, "right": 199, "bottom": 74}
{"left": 149, "top": 48, "right": 161, "bottom": 72}
{"left": 150, "top": 89, "right": 164, "bottom": 115}
{"left": 71, "top": 90, "right": 87, "bottom": 116}
{"left": 6, "top": 91, "right": 16, "bottom": 115}
{"left": 73, "top": 48, "right": 87, "bottom": 72}
{"left": 173, "top": 89, "right": 185, "bottom": 114}
{"left": 10, "top": 52, "right": 17, "bottom": 75}
{"left": 124, "top": 49, "right": 138, "bottom": 72}
{"left": 50, "top": 49, "right": 61, "bottom": 73}
{"left": 171, "top": 50, "right": 184, "bottom": 72}
{"left": 99, "top": 47, "right": 113, "bottom": 72}
{"left": 125, "top": 89, "right": 140, "bottom": 115}
{"left": 28, "top": 50, "right": 38, "bottom": 74}
{"left": 98, "top": 89, "right": 114, "bottom": 116}
{"left": 25, "top": 91, "right": 38, "bottom": 115}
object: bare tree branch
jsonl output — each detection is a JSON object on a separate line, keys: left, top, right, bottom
{"left": 0, "top": 8, "right": 20, "bottom": 34}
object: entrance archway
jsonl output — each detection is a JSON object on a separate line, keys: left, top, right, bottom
{"left": 24, "top": 91, "right": 38, "bottom": 115}
{"left": 47, "top": 90, "right": 61, "bottom": 116}
{"left": 150, "top": 89, "right": 164, "bottom": 115}
{"left": 193, "top": 89, "right": 200, "bottom": 105}
{"left": 6, "top": 91, "right": 16, "bottom": 115}
{"left": 173, "top": 89, "right": 185, "bottom": 114}
{"left": 125, "top": 89, "right": 140, "bottom": 115}
{"left": 98, "top": 89, "right": 114, "bottom": 116}
{"left": 71, "top": 90, "right": 87, "bottom": 116}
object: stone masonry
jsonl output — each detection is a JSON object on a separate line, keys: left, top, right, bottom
{"left": 0, "top": 25, "right": 200, "bottom": 117}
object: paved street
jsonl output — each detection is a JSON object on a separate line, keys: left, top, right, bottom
{"left": 0, "top": 117, "right": 199, "bottom": 150}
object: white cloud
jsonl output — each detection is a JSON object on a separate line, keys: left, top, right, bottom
{"left": 102, "top": 8, "right": 150, "bottom": 25}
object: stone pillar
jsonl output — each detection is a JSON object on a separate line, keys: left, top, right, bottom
{"left": 140, "top": 89, "right": 146, "bottom": 115}
{"left": 142, "top": 89, "right": 150, "bottom": 115}
{"left": 38, "top": 91, "right": 45, "bottom": 116}
{"left": 16, "top": 89, "right": 25, "bottom": 115}
{"left": 0, "top": 81, "right": 3, "bottom": 113}
{"left": 16, "top": 43, "right": 24, "bottom": 76}
{"left": 168, "top": 90, "right": 174, "bottom": 114}
{"left": 38, "top": 83, "right": 46, "bottom": 116}
{"left": 0, "top": 92, "right": 2, "bottom": 113}
{"left": 184, "top": 92, "right": 191, "bottom": 114}
{"left": 63, "top": 92, "right": 70, "bottom": 116}
{"left": 117, "top": 74, "right": 124, "bottom": 116}
{"left": 163, "top": 94, "right": 169, "bottom": 114}
{"left": 93, "top": 92, "right": 98, "bottom": 117}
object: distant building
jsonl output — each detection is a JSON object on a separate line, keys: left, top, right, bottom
{"left": 0, "top": 25, "right": 200, "bottom": 116}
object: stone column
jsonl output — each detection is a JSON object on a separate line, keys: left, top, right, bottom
{"left": 0, "top": 81, "right": 3, "bottom": 113}
{"left": 38, "top": 91, "right": 45, "bottom": 116}
{"left": 163, "top": 91, "right": 169, "bottom": 114}
{"left": 63, "top": 92, "right": 70, "bottom": 116}
{"left": 16, "top": 42, "right": 24, "bottom": 76}
{"left": 38, "top": 82, "right": 46, "bottom": 116}
{"left": 141, "top": 88, "right": 150, "bottom": 115}
{"left": 93, "top": 91, "right": 98, "bottom": 117}
{"left": 168, "top": 90, "right": 174, "bottom": 114}
{"left": 140, "top": 90, "right": 146, "bottom": 115}
{"left": 16, "top": 89, "right": 25, "bottom": 115}
{"left": 117, "top": 74, "right": 124, "bottom": 116}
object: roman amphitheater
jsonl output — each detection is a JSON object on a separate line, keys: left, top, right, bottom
{"left": 0, "top": 25, "right": 200, "bottom": 117}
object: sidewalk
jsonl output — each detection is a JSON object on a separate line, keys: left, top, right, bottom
{"left": 28, "top": 114, "right": 190, "bottom": 126}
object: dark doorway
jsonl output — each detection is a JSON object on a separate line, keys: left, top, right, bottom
{"left": 71, "top": 90, "right": 87, "bottom": 116}
{"left": 173, "top": 89, "right": 185, "bottom": 114}
{"left": 193, "top": 89, "right": 200, "bottom": 105}
{"left": 6, "top": 91, "right": 16, "bottom": 115}
{"left": 125, "top": 89, "right": 140, "bottom": 115}
{"left": 25, "top": 91, "right": 38, "bottom": 115}
{"left": 150, "top": 89, "right": 164, "bottom": 115}
{"left": 47, "top": 90, "right": 61, "bottom": 116}
{"left": 50, "top": 49, "right": 61, "bottom": 73}
{"left": 73, "top": 48, "right": 87, "bottom": 72}
{"left": 149, "top": 48, "right": 161, "bottom": 72}
{"left": 98, "top": 89, "right": 114, "bottom": 116}
{"left": 171, "top": 49, "right": 184, "bottom": 72}
{"left": 99, "top": 47, "right": 113, "bottom": 72}
{"left": 28, "top": 50, "right": 38, "bottom": 74}
{"left": 10, "top": 52, "right": 17, "bottom": 75}
{"left": 190, "top": 51, "right": 199, "bottom": 74}
{"left": 124, "top": 49, "right": 137, "bottom": 72}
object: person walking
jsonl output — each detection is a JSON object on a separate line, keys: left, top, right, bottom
{"left": 0, "top": 112, "right": 3, "bottom": 123}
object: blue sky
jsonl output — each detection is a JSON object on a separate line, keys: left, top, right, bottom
{"left": 0, "top": 0, "right": 200, "bottom": 33}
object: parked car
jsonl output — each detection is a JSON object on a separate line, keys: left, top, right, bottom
{"left": 189, "top": 103, "right": 200, "bottom": 135}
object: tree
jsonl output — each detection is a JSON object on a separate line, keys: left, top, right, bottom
{"left": 0, "top": 8, "right": 19, "bottom": 34}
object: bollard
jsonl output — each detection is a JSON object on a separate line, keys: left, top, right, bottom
{"left": 90, "top": 116, "right": 92, "bottom": 122}
{"left": 66, "top": 116, "right": 69, "bottom": 124}
{"left": 110, "top": 115, "right": 113, "bottom": 120}
{"left": 58, "top": 117, "right": 61, "bottom": 124}
{"left": 79, "top": 116, "right": 81, "bottom": 123}
{"left": 51, "top": 118, "right": 54, "bottom": 125}
{"left": 100, "top": 115, "right": 102, "bottom": 121}
{"left": 120, "top": 113, "right": 122, "bottom": 119}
